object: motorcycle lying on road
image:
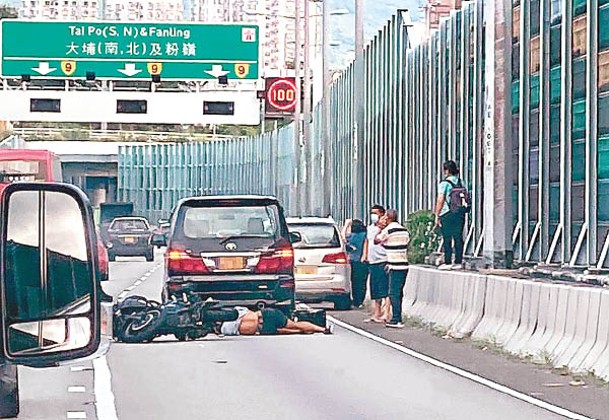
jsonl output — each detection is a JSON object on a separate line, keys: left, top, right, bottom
{"left": 113, "top": 291, "right": 240, "bottom": 343}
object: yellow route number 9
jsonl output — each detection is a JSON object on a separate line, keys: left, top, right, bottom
{"left": 61, "top": 61, "right": 77, "bottom": 76}
{"left": 147, "top": 62, "right": 163, "bottom": 76}
{"left": 235, "top": 63, "right": 250, "bottom": 79}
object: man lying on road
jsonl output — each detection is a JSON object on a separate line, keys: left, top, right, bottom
{"left": 219, "top": 307, "right": 332, "bottom": 336}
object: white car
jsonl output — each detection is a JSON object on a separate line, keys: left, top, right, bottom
{"left": 286, "top": 217, "right": 352, "bottom": 310}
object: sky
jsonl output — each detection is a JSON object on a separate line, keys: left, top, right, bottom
{"left": 328, "top": 0, "right": 425, "bottom": 68}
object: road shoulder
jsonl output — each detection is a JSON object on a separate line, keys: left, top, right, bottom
{"left": 330, "top": 308, "right": 609, "bottom": 420}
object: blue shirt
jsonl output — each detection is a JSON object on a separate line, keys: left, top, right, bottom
{"left": 438, "top": 175, "right": 460, "bottom": 216}
{"left": 346, "top": 231, "right": 366, "bottom": 263}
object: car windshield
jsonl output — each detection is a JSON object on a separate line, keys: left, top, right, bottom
{"left": 288, "top": 224, "right": 341, "bottom": 249}
{"left": 110, "top": 219, "right": 148, "bottom": 231}
{"left": 182, "top": 206, "right": 277, "bottom": 239}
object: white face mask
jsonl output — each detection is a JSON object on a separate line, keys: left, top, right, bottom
{"left": 370, "top": 214, "right": 380, "bottom": 224}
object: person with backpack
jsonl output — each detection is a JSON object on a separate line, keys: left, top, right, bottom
{"left": 434, "top": 160, "right": 470, "bottom": 270}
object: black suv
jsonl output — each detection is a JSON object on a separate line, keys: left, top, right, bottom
{"left": 163, "top": 196, "right": 297, "bottom": 314}
{"left": 106, "top": 217, "right": 154, "bottom": 262}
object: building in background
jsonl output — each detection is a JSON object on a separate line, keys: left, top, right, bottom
{"left": 18, "top": 0, "right": 101, "bottom": 19}
{"left": 423, "top": 0, "right": 461, "bottom": 37}
{"left": 17, "top": 0, "right": 183, "bottom": 20}
{"left": 103, "top": 0, "right": 183, "bottom": 21}
{"left": 185, "top": 0, "right": 306, "bottom": 76}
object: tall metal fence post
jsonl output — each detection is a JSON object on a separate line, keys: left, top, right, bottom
{"left": 353, "top": 0, "right": 365, "bottom": 220}
{"left": 482, "top": 0, "right": 514, "bottom": 268}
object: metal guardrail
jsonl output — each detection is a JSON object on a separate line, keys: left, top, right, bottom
{"left": 11, "top": 128, "right": 233, "bottom": 142}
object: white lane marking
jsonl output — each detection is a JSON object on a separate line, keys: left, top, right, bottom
{"left": 68, "top": 386, "right": 86, "bottom": 393}
{"left": 117, "top": 262, "right": 162, "bottom": 298}
{"left": 66, "top": 412, "right": 87, "bottom": 419}
{"left": 328, "top": 316, "right": 594, "bottom": 420}
{"left": 93, "top": 356, "right": 119, "bottom": 420}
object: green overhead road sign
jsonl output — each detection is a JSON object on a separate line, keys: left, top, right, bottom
{"left": 0, "top": 20, "right": 260, "bottom": 80}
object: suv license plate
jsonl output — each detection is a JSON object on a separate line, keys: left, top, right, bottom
{"left": 295, "top": 266, "right": 318, "bottom": 275}
{"left": 218, "top": 257, "right": 246, "bottom": 270}
{"left": 124, "top": 236, "right": 136, "bottom": 244}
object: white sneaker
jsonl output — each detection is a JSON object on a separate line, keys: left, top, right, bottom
{"left": 452, "top": 264, "right": 463, "bottom": 270}
{"left": 386, "top": 322, "right": 405, "bottom": 329}
{"left": 438, "top": 264, "right": 453, "bottom": 271}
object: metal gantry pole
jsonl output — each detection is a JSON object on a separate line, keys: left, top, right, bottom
{"left": 518, "top": 0, "right": 531, "bottom": 260}
{"left": 293, "top": 0, "right": 302, "bottom": 215}
{"left": 560, "top": 0, "right": 573, "bottom": 265}
{"left": 353, "top": 0, "right": 365, "bottom": 220}
{"left": 303, "top": 0, "right": 312, "bottom": 215}
{"left": 586, "top": 0, "right": 599, "bottom": 265}
{"left": 539, "top": 0, "right": 551, "bottom": 260}
{"left": 321, "top": 0, "right": 331, "bottom": 216}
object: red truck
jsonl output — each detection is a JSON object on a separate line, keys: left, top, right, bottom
{"left": 0, "top": 149, "right": 109, "bottom": 281}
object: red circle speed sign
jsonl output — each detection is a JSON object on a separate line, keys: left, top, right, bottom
{"left": 266, "top": 78, "right": 298, "bottom": 112}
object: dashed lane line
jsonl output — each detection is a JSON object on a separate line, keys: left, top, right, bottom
{"left": 116, "top": 262, "right": 163, "bottom": 302}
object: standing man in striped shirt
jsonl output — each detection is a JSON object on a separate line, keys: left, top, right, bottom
{"left": 375, "top": 209, "right": 410, "bottom": 328}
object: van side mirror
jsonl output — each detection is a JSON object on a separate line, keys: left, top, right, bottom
{"left": 0, "top": 184, "right": 100, "bottom": 367}
{"left": 289, "top": 232, "right": 302, "bottom": 243}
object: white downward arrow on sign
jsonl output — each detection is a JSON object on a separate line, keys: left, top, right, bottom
{"left": 32, "top": 62, "right": 57, "bottom": 76}
{"left": 205, "top": 65, "right": 230, "bottom": 78}
{"left": 118, "top": 64, "right": 142, "bottom": 77}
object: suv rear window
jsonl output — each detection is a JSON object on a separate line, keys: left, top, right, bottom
{"left": 288, "top": 224, "right": 341, "bottom": 249}
{"left": 110, "top": 219, "right": 149, "bottom": 231}
{"left": 173, "top": 203, "right": 284, "bottom": 252}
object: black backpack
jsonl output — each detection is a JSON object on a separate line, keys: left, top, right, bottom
{"left": 446, "top": 179, "right": 471, "bottom": 215}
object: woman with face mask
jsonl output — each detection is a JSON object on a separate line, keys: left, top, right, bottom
{"left": 361, "top": 204, "right": 390, "bottom": 322}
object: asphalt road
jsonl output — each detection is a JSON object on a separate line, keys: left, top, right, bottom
{"left": 12, "top": 253, "right": 573, "bottom": 419}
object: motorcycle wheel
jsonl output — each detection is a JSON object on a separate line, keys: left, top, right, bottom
{"left": 118, "top": 309, "right": 162, "bottom": 343}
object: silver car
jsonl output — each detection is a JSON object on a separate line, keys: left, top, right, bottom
{"left": 286, "top": 217, "right": 352, "bottom": 310}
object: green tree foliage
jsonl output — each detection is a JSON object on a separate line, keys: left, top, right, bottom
{"left": 406, "top": 210, "right": 440, "bottom": 264}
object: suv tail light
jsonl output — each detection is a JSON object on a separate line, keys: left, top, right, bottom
{"left": 322, "top": 252, "right": 348, "bottom": 265}
{"left": 255, "top": 248, "right": 294, "bottom": 274}
{"left": 166, "top": 249, "right": 209, "bottom": 276}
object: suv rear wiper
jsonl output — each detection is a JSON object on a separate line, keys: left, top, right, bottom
{"left": 219, "top": 234, "right": 269, "bottom": 245}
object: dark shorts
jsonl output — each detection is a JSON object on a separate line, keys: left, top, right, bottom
{"left": 259, "top": 308, "right": 289, "bottom": 335}
{"left": 369, "top": 262, "right": 389, "bottom": 300}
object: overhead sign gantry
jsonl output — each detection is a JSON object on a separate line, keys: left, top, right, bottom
{"left": 0, "top": 21, "right": 259, "bottom": 81}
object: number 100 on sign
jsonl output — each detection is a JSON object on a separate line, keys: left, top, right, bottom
{"left": 265, "top": 77, "right": 297, "bottom": 117}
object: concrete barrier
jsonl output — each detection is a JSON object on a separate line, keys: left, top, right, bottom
{"left": 552, "top": 287, "right": 591, "bottom": 367}
{"left": 540, "top": 285, "right": 574, "bottom": 362}
{"left": 406, "top": 268, "right": 433, "bottom": 319}
{"left": 504, "top": 281, "right": 541, "bottom": 354}
{"left": 472, "top": 277, "right": 510, "bottom": 343}
{"left": 494, "top": 279, "right": 524, "bottom": 346}
{"left": 433, "top": 274, "right": 463, "bottom": 330}
{"left": 519, "top": 283, "right": 556, "bottom": 357}
{"left": 563, "top": 288, "right": 602, "bottom": 371}
{"left": 399, "top": 266, "right": 609, "bottom": 381}
{"left": 449, "top": 274, "right": 487, "bottom": 338}
{"left": 575, "top": 289, "right": 609, "bottom": 373}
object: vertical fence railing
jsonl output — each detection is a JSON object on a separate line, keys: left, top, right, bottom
{"left": 118, "top": 4, "right": 606, "bottom": 268}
